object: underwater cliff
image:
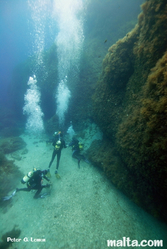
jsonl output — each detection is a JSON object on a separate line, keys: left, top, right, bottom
{"left": 89, "top": 0, "right": 167, "bottom": 221}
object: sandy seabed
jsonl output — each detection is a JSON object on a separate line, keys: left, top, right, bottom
{"left": 0, "top": 134, "right": 167, "bottom": 249}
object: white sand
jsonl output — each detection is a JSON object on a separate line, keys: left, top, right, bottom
{"left": 1, "top": 134, "right": 167, "bottom": 249}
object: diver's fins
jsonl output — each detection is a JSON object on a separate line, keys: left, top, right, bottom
{"left": 40, "top": 192, "right": 50, "bottom": 198}
{"left": 84, "top": 159, "right": 90, "bottom": 164}
{"left": 55, "top": 170, "right": 61, "bottom": 179}
{"left": 55, "top": 173, "right": 61, "bottom": 179}
{"left": 46, "top": 171, "right": 51, "bottom": 178}
{"left": 2, "top": 189, "right": 17, "bottom": 201}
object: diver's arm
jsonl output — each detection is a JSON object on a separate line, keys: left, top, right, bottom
{"left": 43, "top": 175, "right": 50, "bottom": 182}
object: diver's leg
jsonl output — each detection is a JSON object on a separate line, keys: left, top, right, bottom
{"left": 48, "top": 150, "right": 56, "bottom": 168}
{"left": 16, "top": 188, "right": 31, "bottom": 192}
{"left": 34, "top": 187, "right": 43, "bottom": 199}
{"left": 78, "top": 158, "right": 81, "bottom": 168}
{"left": 56, "top": 151, "right": 61, "bottom": 171}
{"left": 2, "top": 188, "right": 31, "bottom": 201}
{"left": 78, "top": 154, "right": 88, "bottom": 168}
{"left": 73, "top": 151, "right": 81, "bottom": 168}
{"left": 72, "top": 150, "right": 77, "bottom": 159}
{"left": 33, "top": 184, "right": 50, "bottom": 199}
{"left": 78, "top": 155, "right": 86, "bottom": 168}
{"left": 78, "top": 155, "right": 89, "bottom": 167}
{"left": 82, "top": 155, "right": 90, "bottom": 164}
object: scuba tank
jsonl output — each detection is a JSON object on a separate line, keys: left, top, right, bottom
{"left": 54, "top": 131, "right": 62, "bottom": 150}
{"left": 78, "top": 142, "right": 84, "bottom": 151}
{"left": 21, "top": 168, "right": 36, "bottom": 184}
{"left": 55, "top": 139, "right": 61, "bottom": 150}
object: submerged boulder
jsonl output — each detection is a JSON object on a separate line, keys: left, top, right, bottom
{"left": 0, "top": 151, "right": 23, "bottom": 204}
{"left": 0, "top": 137, "right": 26, "bottom": 154}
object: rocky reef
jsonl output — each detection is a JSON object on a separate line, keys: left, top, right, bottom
{"left": 0, "top": 137, "right": 25, "bottom": 204}
{"left": 0, "top": 137, "right": 26, "bottom": 154}
{"left": 90, "top": 0, "right": 167, "bottom": 222}
{"left": 0, "top": 150, "right": 23, "bottom": 205}
{"left": 0, "top": 226, "right": 21, "bottom": 249}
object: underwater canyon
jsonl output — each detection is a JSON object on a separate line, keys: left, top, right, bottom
{"left": 0, "top": 0, "right": 167, "bottom": 225}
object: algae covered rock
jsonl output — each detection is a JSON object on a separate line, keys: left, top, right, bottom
{"left": 0, "top": 137, "right": 26, "bottom": 154}
{"left": 0, "top": 151, "right": 23, "bottom": 204}
{"left": 0, "top": 137, "right": 25, "bottom": 202}
{"left": 91, "top": 0, "right": 167, "bottom": 222}
{"left": 0, "top": 225, "right": 21, "bottom": 248}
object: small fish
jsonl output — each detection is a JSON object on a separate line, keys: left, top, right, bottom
{"left": 104, "top": 39, "right": 107, "bottom": 43}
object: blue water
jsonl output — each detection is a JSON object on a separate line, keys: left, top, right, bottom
{"left": 0, "top": 0, "right": 142, "bottom": 107}
{"left": 0, "top": 0, "right": 57, "bottom": 105}
{"left": 0, "top": 1, "right": 28, "bottom": 90}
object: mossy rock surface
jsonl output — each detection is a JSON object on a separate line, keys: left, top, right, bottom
{"left": 90, "top": 0, "right": 167, "bottom": 222}
{"left": 0, "top": 137, "right": 26, "bottom": 154}
{"left": 0, "top": 226, "right": 21, "bottom": 249}
{"left": 0, "top": 151, "right": 23, "bottom": 203}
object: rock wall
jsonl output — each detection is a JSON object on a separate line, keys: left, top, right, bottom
{"left": 90, "top": 0, "right": 167, "bottom": 221}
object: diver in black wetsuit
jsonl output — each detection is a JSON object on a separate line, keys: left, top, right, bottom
{"left": 69, "top": 137, "right": 88, "bottom": 168}
{"left": 48, "top": 131, "right": 67, "bottom": 176}
{"left": 16, "top": 169, "right": 51, "bottom": 199}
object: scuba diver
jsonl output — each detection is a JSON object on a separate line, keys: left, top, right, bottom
{"left": 48, "top": 131, "right": 67, "bottom": 177}
{"left": 69, "top": 137, "right": 89, "bottom": 168}
{"left": 3, "top": 169, "right": 51, "bottom": 201}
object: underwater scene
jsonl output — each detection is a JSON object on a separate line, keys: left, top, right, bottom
{"left": 0, "top": 0, "right": 167, "bottom": 248}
